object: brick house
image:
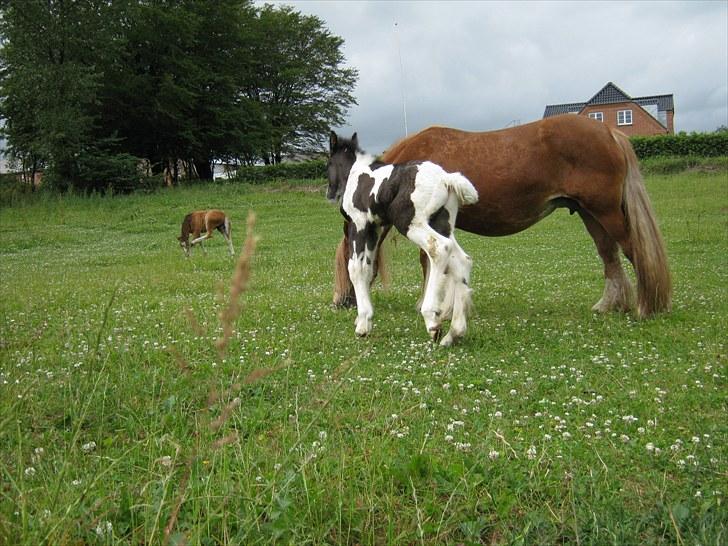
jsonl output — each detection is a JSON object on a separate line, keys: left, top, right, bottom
{"left": 543, "top": 82, "right": 674, "bottom": 136}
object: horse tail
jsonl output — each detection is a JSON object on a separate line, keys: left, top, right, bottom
{"left": 613, "top": 130, "right": 672, "bottom": 317}
{"left": 444, "top": 172, "right": 479, "bottom": 206}
{"left": 224, "top": 215, "right": 232, "bottom": 238}
{"left": 333, "top": 221, "right": 356, "bottom": 307}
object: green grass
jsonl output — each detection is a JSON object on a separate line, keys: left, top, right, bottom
{"left": 1, "top": 173, "right": 726, "bottom": 545}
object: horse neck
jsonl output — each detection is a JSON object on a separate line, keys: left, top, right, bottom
{"left": 180, "top": 215, "right": 192, "bottom": 239}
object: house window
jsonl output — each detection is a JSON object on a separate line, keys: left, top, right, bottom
{"left": 588, "top": 112, "right": 603, "bottom": 122}
{"left": 617, "top": 110, "right": 633, "bottom": 126}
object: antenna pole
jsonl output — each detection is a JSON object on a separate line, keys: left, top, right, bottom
{"left": 394, "top": 22, "right": 408, "bottom": 136}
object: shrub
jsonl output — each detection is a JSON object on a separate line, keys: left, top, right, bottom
{"left": 630, "top": 132, "right": 728, "bottom": 158}
{"left": 230, "top": 159, "right": 327, "bottom": 184}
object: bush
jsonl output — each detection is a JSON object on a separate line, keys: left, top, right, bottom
{"left": 630, "top": 132, "right": 728, "bottom": 158}
{"left": 230, "top": 159, "right": 326, "bottom": 183}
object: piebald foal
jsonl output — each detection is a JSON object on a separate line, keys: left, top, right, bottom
{"left": 327, "top": 132, "right": 478, "bottom": 346}
{"left": 178, "top": 209, "right": 233, "bottom": 257}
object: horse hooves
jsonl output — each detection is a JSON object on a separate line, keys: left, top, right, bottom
{"left": 428, "top": 327, "right": 442, "bottom": 343}
{"left": 439, "top": 333, "right": 460, "bottom": 347}
{"left": 333, "top": 296, "right": 357, "bottom": 309}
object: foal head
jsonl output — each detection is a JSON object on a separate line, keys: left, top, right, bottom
{"left": 327, "top": 131, "right": 359, "bottom": 203}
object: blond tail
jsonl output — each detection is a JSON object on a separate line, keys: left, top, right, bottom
{"left": 615, "top": 131, "right": 672, "bottom": 317}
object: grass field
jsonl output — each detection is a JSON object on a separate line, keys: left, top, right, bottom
{"left": 1, "top": 171, "right": 726, "bottom": 545}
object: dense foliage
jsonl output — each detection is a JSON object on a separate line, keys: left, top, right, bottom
{"left": 0, "top": 0, "right": 357, "bottom": 191}
{"left": 630, "top": 131, "right": 728, "bottom": 158}
{"left": 231, "top": 159, "right": 327, "bottom": 183}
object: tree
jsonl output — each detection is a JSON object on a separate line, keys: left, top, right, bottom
{"left": 245, "top": 5, "right": 357, "bottom": 164}
{"left": 0, "top": 0, "right": 137, "bottom": 191}
{"left": 1, "top": 0, "right": 358, "bottom": 188}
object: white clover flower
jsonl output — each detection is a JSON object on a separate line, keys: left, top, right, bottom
{"left": 488, "top": 450, "right": 500, "bottom": 460}
{"left": 24, "top": 467, "right": 36, "bottom": 477}
{"left": 620, "top": 434, "right": 630, "bottom": 443}
{"left": 160, "top": 456, "right": 173, "bottom": 467}
{"left": 444, "top": 434, "right": 454, "bottom": 442}
{"left": 82, "top": 441, "right": 96, "bottom": 453}
{"left": 646, "top": 442, "right": 655, "bottom": 452}
{"left": 494, "top": 411, "right": 503, "bottom": 418}
{"left": 95, "top": 521, "right": 113, "bottom": 537}
{"left": 526, "top": 445, "right": 537, "bottom": 460}
{"left": 72, "top": 479, "right": 82, "bottom": 486}
{"left": 318, "top": 430, "right": 328, "bottom": 441}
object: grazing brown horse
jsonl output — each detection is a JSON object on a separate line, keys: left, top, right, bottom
{"left": 333, "top": 115, "right": 671, "bottom": 318}
{"left": 178, "top": 209, "right": 233, "bottom": 257}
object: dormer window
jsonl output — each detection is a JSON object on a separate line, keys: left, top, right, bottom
{"left": 617, "top": 110, "right": 633, "bottom": 126}
{"left": 588, "top": 112, "right": 604, "bottom": 122}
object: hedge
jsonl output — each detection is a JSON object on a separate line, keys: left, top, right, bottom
{"left": 230, "top": 159, "right": 327, "bottom": 183}
{"left": 630, "top": 132, "right": 728, "bottom": 158}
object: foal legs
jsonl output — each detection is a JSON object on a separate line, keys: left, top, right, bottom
{"left": 218, "top": 222, "right": 234, "bottom": 256}
{"left": 439, "top": 239, "right": 473, "bottom": 347}
{"left": 347, "top": 225, "right": 382, "bottom": 337}
{"left": 406, "top": 223, "right": 455, "bottom": 340}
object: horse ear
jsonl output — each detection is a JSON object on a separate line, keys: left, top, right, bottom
{"left": 329, "top": 131, "right": 338, "bottom": 153}
{"left": 351, "top": 133, "right": 358, "bottom": 150}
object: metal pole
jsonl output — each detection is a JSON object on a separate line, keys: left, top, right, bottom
{"left": 394, "top": 22, "right": 408, "bottom": 137}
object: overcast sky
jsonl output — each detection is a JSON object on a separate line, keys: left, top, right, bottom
{"left": 260, "top": 0, "right": 727, "bottom": 154}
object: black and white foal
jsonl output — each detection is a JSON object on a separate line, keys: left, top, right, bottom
{"left": 327, "top": 132, "right": 478, "bottom": 346}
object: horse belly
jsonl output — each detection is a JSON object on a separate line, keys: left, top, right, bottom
{"left": 455, "top": 193, "right": 555, "bottom": 236}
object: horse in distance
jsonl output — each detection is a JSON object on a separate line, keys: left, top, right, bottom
{"left": 328, "top": 131, "right": 478, "bottom": 346}
{"left": 178, "top": 209, "right": 234, "bottom": 257}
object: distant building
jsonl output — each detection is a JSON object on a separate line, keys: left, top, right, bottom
{"left": 543, "top": 82, "right": 674, "bottom": 136}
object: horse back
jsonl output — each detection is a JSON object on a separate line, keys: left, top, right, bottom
{"left": 204, "top": 209, "right": 227, "bottom": 230}
{"left": 381, "top": 116, "right": 627, "bottom": 236}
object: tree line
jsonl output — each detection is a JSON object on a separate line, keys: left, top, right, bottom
{"left": 0, "top": 0, "right": 357, "bottom": 192}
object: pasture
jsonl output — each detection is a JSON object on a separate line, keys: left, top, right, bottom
{"left": 1, "top": 171, "right": 726, "bottom": 544}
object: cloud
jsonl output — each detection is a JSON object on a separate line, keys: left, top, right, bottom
{"left": 261, "top": 0, "right": 728, "bottom": 152}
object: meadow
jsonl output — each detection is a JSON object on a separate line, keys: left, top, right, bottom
{"left": 0, "top": 170, "right": 726, "bottom": 545}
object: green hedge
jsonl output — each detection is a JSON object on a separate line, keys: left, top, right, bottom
{"left": 231, "top": 159, "right": 326, "bottom": 183}
{"left": 630, "top": 132, "right": 728, "bottom": 158}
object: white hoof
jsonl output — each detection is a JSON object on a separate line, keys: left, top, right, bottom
{"left": 355, "top": 316, "right": 372, "bottom": 337}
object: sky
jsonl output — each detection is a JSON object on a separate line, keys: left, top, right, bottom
{"left": 259, "top": 0, "right": 728, "bottom": 155}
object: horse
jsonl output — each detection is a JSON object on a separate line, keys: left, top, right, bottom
{"left": 178, "top": 209, "right": 234, "bottom": 257}
{"left": 333, "top": 115, "right": 671, "bottom": 318}
{"left": 327, "top": 131, "right": 479, "bottom": 346}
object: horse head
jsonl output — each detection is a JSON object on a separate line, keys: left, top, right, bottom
{"left": 327, "top": 131, "right": 359, "bottom": 203}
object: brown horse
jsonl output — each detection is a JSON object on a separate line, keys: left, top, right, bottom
{"left": 178, "top": 209, "right": 233, "bottom": 257}
{"left": 333, "top": 115, "right": 671, "bottom": 318}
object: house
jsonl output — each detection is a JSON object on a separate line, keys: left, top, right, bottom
{"left": 543, "top": 82, "right": 674, "bottom": 136}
